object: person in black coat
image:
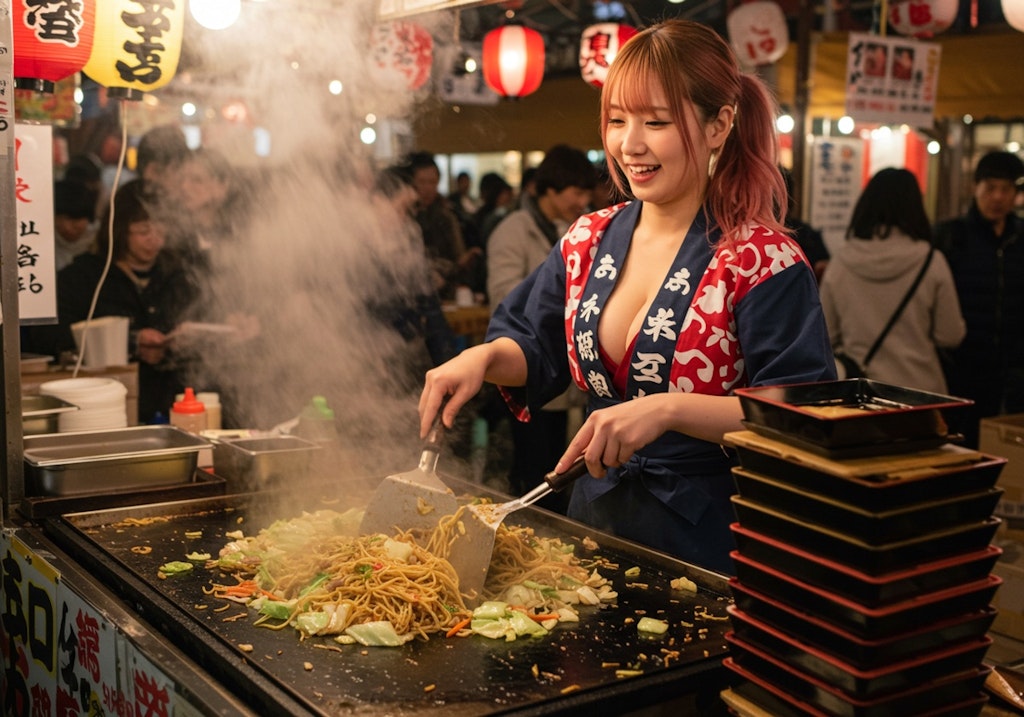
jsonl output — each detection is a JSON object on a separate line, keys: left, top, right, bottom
{"left": 935, "top": 150, "right": 1024, "bottom": 447}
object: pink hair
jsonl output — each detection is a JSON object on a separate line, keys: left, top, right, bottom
{"left": 600, "top": 20, "right": 788, "bottom": 246}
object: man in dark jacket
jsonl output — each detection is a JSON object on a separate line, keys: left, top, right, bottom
{"left": 935, "top": 150, "right": 1024, "bottom": 447}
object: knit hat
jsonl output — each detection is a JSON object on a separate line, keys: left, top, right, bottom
{"left": 974, "top": 150, "right": 1024, "bottom": 185}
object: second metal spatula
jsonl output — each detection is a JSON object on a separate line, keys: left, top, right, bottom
{"left": 446, "top": 457, "right": 590, "bottom": 604}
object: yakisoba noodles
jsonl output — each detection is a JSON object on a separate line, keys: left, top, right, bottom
{"left": 209, "top": 505, "right": 599, "bottom": 639}
{"left": 425, "top": 507, "right": 591, "bottom": 598}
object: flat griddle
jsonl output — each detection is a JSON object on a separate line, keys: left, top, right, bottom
{"left": 43, "top": 483, "right": 734, "bottom": 716}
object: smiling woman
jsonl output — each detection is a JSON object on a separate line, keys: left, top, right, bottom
{"left": 417, "top": 18, "right": 836, "bottom": 578}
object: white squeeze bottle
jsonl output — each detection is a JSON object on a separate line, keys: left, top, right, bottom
{"left": 170, "top": 387, "right": 207, "bottom": 435}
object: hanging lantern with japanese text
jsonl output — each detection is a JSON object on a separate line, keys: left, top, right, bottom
{"left": 726, "top": 0, "right": 789, "bottom": 69}
{"left": 1001, "top": 0, "right": 1024, "bottom": 31}
{"left": 482, "top": 25, "right": 545, "bottom": 99}
{"left": 13, "top": 0, "right": 96, "bottom": 93}
{"left": 579, "top": 23, "right": 637, "bottom": 89}
{"left": 369, "top": 21, "right": 434, "bottom": 92}
{"left": 888, "top": 0, "right": 958, "bottom": 37}
{"left": 83, "top": 0, "right": 186, "bottom": 100}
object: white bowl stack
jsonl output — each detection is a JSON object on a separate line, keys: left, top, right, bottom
{"left": 40, "top": 378, "right": 128, "bottom": 432}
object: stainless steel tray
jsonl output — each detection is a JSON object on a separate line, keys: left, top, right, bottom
{"left": 212, "top": 435, "right": 319, "bottom": 488}
{"left": 22, "top": 394, "right": 79, "bottom": 435}
{"left": 24, "top": 425, "right": 211, "bottom": 496}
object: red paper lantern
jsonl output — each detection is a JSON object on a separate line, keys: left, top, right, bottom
{"left": 370, "top": 21, "right": 434, "bottom": 92}
{"left": 482, "top": 25, "right": 545, "bottom": 99}
{"left": 13, "top": 0, "right": 96, "bottom": 93}
{"left": 579, "top": 23, "right": 637, "bottom": 89}
{"left": 888, "top": 0, "right": 958, "bottom": 37}
{"left": 727, "top": 0, "right": 789, "bottom": 68}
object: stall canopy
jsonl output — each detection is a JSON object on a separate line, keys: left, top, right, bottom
{"left": 413, "top": 30, "right": 1024, "bottom": 153}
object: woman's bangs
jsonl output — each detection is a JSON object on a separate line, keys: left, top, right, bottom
{"left": 604, "top": 67, "right": 660, "bottom": 116}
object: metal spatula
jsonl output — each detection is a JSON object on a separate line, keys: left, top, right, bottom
{"left": 359, "top": 419, "right": 460, "bottom": 536}
{"left": 446, "top": 457, "right": 590, "bottom": 604}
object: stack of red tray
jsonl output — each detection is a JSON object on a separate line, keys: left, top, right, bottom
{"left": 721, "top": 380, "right": 1007, "bottom": 717}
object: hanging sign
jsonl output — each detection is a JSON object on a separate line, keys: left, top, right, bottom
{"left": 807, "top": 137, "right": 864, "bottom": 259}
{"left": 844, "top": 32, "right": 941, "bottom": 128}
{"left": 15, "top": 122, "right": 57, "bottom": 323}
{"left": 438, "top": 42, "right": 499, "bottom": 105}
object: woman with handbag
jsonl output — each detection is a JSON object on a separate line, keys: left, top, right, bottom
{"left": 820, "top": 168, "right": 965, "bottom": 393}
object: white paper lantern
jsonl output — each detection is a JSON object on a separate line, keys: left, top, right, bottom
{"left": 1003, "top": 0, "right": 1024, "bottom": 31}
{"left": 579, "top": 23, "right": 637, "bottom": 88}
{"left": 727, "top": 1, "right": 789, "bottom": 68}
{"left": 888, "top": 0, "right": 958, "bottom": 37}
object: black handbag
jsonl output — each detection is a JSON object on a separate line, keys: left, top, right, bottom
{"left": 833, "top": 248, "right": 934, "bottom": 380}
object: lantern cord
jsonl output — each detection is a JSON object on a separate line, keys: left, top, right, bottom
{"left": 72, "top": 100, "right": 130, "bottom": 379}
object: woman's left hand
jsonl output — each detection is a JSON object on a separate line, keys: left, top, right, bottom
{"left": 556, "top": 395, "right": 671, "bottom": 478}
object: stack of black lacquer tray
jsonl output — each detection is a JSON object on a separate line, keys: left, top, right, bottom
{"left": 720, "top": 379, "right": 1007, "bottom": 717}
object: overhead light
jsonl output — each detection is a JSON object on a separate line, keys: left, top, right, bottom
{"left": 190, "top": 0, "right": 242, "bottom": 30}
{"left": 453, "top": 50, "right": 477, "bottom": 76}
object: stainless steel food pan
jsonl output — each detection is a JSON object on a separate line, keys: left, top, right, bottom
{"left": 212, "top": 435, "right": 319, "bottom": 487}
{"left": 22, "top": 395, "right": 79, "bottom": 435}
{"left": 24, "top": 425, "right": 210, "bottom": 497}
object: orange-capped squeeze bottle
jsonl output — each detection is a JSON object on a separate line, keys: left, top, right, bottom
{"left": 170, "top": 387, "right": 207, "bottom": 435}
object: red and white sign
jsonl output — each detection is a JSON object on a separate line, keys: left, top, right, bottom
{"left": 14, "top": 122, "right": 57, "bottom": 322}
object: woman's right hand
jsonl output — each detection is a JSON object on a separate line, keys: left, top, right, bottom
{"left": 418, "top": 344, "right": 490, "bottom": 437}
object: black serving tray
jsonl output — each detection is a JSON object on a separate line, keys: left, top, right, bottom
{"left": 736, "top": 380, "right": 972, "bottom": 456}
{"left": 721, "top": 680, "right": 988, "bottom": 717}
{"left": 729, "top": 555, "right": 1002, "bottom": 639}
{"left": 732, "top": 467, "right": 1003, "bottom": 545}
{"left": 731, "top": 495, "right": 1001, "bottom": 575}
{"left": 727, "top": 430, "right": 1004, "bottom": 511}
{"left": 724, "top": 649, "right": 989, "bottom": 717}
{"left": 731, "top": 523, "right": 1002, "bottom": 607}
{"left": 727, "top": 604, "right": 993, "bottom": 693}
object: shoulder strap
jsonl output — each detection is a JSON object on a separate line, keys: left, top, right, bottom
{"left": 863, "top": 247, "right": 934, "bottom": 367}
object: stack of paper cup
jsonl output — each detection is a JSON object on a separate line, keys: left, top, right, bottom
{"left": 71, "top": 316, "right": 130, "bottom": 369}
{"left": 40, "top": 378, "right": 128, "bottom": 432}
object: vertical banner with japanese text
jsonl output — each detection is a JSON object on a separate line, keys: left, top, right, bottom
{"left": 14, "top": 122, "right": 56, "bottom": 323}
{"left": 807, "top": 136, "right": 865, "bottom": 259}
{"left": 845, "top": 32, "right": 941, "bottom": 128}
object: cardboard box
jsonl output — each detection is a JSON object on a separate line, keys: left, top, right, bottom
{"left": 991, "top": 538, "right": 1024, "bottom": 641}
{"left": 980, "top": 415, "right": 1024, "bottom": 541}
